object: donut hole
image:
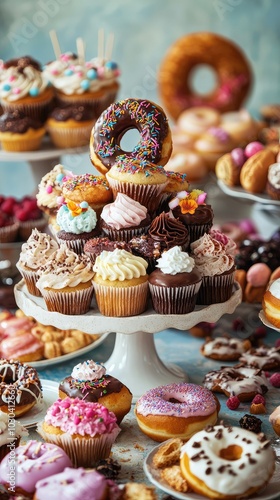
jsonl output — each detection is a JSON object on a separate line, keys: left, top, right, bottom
{"left": 168, "top": 397, "right": 181, "bottom": 404}
{"left": 219, "top": 444, "right": 243, "bottom": 461}
{"left": 120, "top": 128, "right": 141, "bottom": 152}
{"left": 189, "top": 64, "right": 218, "bottom": 96}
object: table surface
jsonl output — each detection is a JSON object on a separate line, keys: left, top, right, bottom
{"left": 15, "top": 302, "right": 279, "bottom": 500}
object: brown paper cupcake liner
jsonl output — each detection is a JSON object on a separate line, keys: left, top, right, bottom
{"left": 47, "top": 122, "right": 94, "bottom": 149}
{"left": 56, "top": 89, "right": 118, "bottom": 119}
{"left": 197, "top": 272, "right": 235, "bottom": 305}
{"left": 149, "top": 281, "right": 201, "bottom": 314}
{"left": 106, "top": 178, "right": 168, "bottom": 214}
{"left": 39, "top": 284, "right": 94, "bottom": 314}
{"left": 101, "top": 224, "right": 149, "bottom": 243}
{"left": 1, "top": 95, "right": 53, "bottom": 122}
{"left": 17, "top": 267, "right": 41, "bottom": 297}
{"left": 37, "top": 421, "right": 120, "bottom": 468}
{"left": 0, "top": 221, "right": 19, "bottom": 243}
{"left": 186, "top": 222, "right": 213, "bottom": 245}
{"left": 93, "top": 281, "right": 149, "bottom": 317}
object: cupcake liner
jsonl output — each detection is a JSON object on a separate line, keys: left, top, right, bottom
{"left": 149, "top": 282, "right": 201, "bottom": 314}
{"left": 93, "top": 281, "right": 149, "bottom": 317}
{"left": 197, "top": 272, "right": 235, "bottom": 305}
{"left": 37, "top": 421, "right": 120, "bottom": 468}
{"left": 55, "top": 236, "right": 85, "bottom": 255}
{"left": 0, "top": 129, "right": 45, "bottom": 152}
{"left": 106, "top": 178, "right": 168, "bottom": 214}
{"left": 0, "top": 221, "right": 19, "bottom": 243}
{"left": 47, "top": 121, "right": 94, "bottom": 149}
{"left": 1, "top": 93, "right": 53, "bottom": 123}
{"left": 101, "top": 224, "right": 149, "bottom": 243}
{"left": 38, "top": 284, "right": 94, "bottom": 314}
{"left": 186, "top": 222, "right": 213, "bottom": 245}
{"left": 56, "top": 88, "right": 118, "bottom": 120}
{"left": 18, "top": 216, "right": 47, "bottom": 241}
{"left": 17, "top": 267, "right": 41, "bottom": 297}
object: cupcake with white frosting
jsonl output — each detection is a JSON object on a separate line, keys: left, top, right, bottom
{"left": 16, "top": 229, "right": 59, "bottom": 296}
{"left": 190, "top": 233, "right": 235, "bottom": 305}
{"left": 93, "top": 248, "right": 149, "bottom": 316}
{"left": 149, "top": 246, "right": 202, "bottom": 314}
{"left": 36, "top": 243, "right": 95, "bottom": 314}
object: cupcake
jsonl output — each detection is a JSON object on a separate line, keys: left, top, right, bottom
{"left": 47, "top": 103, "right": 95, "bottom": 149}
{"left": 37, "top": 397, "right": 121, "bottom": 467}
{"left": 93, "top": 248, "right": 149, "bottom": 317}
{"left": 106, "top": 158, "right": 168, "bottom": 214}
{"left": 61, "top": 173, "right": 113, "bottom": 218}
{"left": 36, "top": 163, "right": 72, "bottom": 219}
{"left": 0, "top": 56, "right": 53, "bottom": 122}
{"left": 36, "top": 243, "right": 95, "bottom": 314}
{"left": 0, "top": 410, "right": 28, "bottom": 462}
{"left": 84, "top": 236, "right": 131, "bottom": 264}
{"left": 56, "top": 200, "right": 100, "bottom": 254}
{"left": 194, "top": 127, "right": 235, "bottom": 171}
{"left": 169, "top": 189, "right": 213, "bottom": 245}
{"left": 148, "top": 211, "right": 190, "bottom": 251}
{"left": 209, "top": 229, "right": 237, "bottom": 257}
{"left": 190, "top": 233, "right": 236, "bottom": 305}
{"left": 100, "top": 193, "right": 151, "bottom": 243}
{"left": 0, "top": 110, "right": 45, "bottom": 151}
{"left": 16, "top": 229, "right": 58, "bottom": 296}
{"left": 44, "top": 52, "right": 120, "bottom": 119}
{"left": 0, "top": 440, "right": 72, "bottom": 498}
{"left": 266, "top": 163, "right": 280, "bottom": 200}
{"left": 13, "top": 196, "right": 47, "bottom": 241}
{"left": 59, "top": 360, "right": 132, "bottom": 424}
{"left": 129, "top": 235, "right": 161, "bottom": 273}
{"left": 149, "top": 246, "right": 202, "bottom": 314}
{"left": 0, "top": 212, "right": 19, "bottom": 243}
{"left": 158, "top": 170, "right": 189, "bottom": 213}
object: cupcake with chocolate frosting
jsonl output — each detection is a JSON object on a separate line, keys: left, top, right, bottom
{"left": 59, "top": 360, "right": 132, "bottom": 424}
{"left": 190, "top": 233, "right": 235, "bottom": 304}
{"left": 84, "top": 236, "right": 131, "bottom": 264}
{"left": 169, "top": 189, "right": 213, "bottom": 245}
{"left": 0, "top": 110, "right": 45, "bottom": 151}
{"left": 47, "top": 103, "right": 95, "bottom": 148}
{"left": 148, "top": 211, "right": 190, "bottom": 251}
{"left": 129, "top": 235, "right": 161, "bottom": 273}
{"left": 149, "top": 245, "right": 201, "bottom": 314}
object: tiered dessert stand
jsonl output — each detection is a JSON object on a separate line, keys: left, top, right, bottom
{"left": 14, "top": 281, "right": 242, "bottom": 400}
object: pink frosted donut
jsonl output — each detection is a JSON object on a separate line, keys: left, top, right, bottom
{"left": 0, "top": 440, "right": 72, "bottom": 496}
{"left": 135, "top": 382, "right": 220, "bottom": 442}
{"left": 0, "top": 315, "right": 34, "bottom": 336}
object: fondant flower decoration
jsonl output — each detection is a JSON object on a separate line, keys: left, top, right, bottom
{"left": 169, "top": 189, "right": 207, "bottom": 213}
{"left": 179, "top": 198, "right": 198, "bottom": 214}
{"left": 67, "top": 200, "right": 89, "bottom": 217}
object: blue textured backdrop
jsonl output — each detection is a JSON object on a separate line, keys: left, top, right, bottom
{"left": 0, "top": 0, "right": 279, "bottom": 196}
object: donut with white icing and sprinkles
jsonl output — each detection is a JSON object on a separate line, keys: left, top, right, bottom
{"left": 239, "top": 345, "right": 280, "bottom": 371}
{"left": 135, "top": 382, "right": 220, "bottom": 443}
{"left": 180, "top": 424, "right": 275, "bottom": 499}
{"left": 200, "top": 336, "right": 251, "bottom": 361}
{"left": 90, "top": 98, "right": 172, "bottom": 175}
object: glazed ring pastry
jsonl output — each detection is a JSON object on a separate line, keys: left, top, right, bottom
{"left": 180, "top": 423, "right": 276, "bottom": 499}
{"left": 0, "top": 359, "right": 42, "bottom": 417}
{"left": 200, "top": 336, "right": 251, "bottom": 361}
{"left": 239, "top": 345, "right": 280, "bottom": 371}
{"left": 158, "top": 32, "right": 252, "bottom": 121}
{"left": 203, "top": 365, "right": 269, "bottom": 402}
{"left": 135, "top": 382, "right": 220, "bottom": 442}
{"left": 90, "top": 97, "right": 172, "bottom": 174}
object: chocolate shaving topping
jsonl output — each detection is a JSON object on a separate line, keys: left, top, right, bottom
{"left": 192, "top": 442, "right": 201, "bottom": 448}
{"left": 205, "top": 467, "right": 212, "bottom": 475}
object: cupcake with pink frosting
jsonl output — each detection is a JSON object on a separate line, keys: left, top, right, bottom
{"left": 100, "top": 192, "right": 151, "bottom": 242}
{"left": 190, "top": 233, "right": 236, "bottom": 305}
{"left": 37, "top": 397, "right": 121, "bottom": 468}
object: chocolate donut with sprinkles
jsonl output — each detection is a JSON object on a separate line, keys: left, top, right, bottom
{"left": 135, "top": 382, "right": 220, "bottom": 442}
{"left": 90, "top": 98, "right": 172, "bottom": 175}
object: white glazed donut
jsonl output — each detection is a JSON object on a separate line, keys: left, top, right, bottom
{"left": 239, "top": 345, "right": 280, "bottom": 371}
{"left": 200, "top": 336, "right": 251, "bottom": 361}
{"left": 180, "top": 423, "right": 275, "bottom": 499}
{"left": 177, "top": 107, "right": 220, "bottom": 138}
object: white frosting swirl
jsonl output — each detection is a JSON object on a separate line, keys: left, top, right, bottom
{"left": 36, "top": 164, "right": 69, "bottom": 210}
{"left": 1, "top": 64, "right": 48, "bottom": 101}
{"left": 57, "top": 204, "right": 97, "bottom": 234}
{"left": 101, "top": 193, "right": 147, "bottom": 230}
{"left": 36, "top": 243, "right": 94, "bottom": 290}
{"left": 0, "top": 410, "right": 28, "bottom": 446}
{"left": 156, "top": 246, "right": 195, "bottom": 275}
{"left": 17, "top": 229, "right": 58, "bottom": 270}
{"left": 93, "top": 249, "right": 147, "bottom": 281}
{"left": 190, "top": 234, "right": 234, "bottom": 276}
{"left": 71, "top": 361, "right": 106, "bottom": 381}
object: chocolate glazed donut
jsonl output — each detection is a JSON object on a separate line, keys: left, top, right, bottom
{"left": 90, "top": 97, "right": 172, "bottom": 174}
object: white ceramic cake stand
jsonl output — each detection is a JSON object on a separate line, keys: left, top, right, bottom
{"left": 14, "top": 281, "right": 242, "bottom": 399}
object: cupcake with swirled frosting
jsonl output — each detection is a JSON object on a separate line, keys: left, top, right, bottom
{"left": 190, "top": 233, "right": 236, "bottom": 305}
{"left": 56, "top": 200, "right": 100, "bottom": 254}
{"left": 148, "top": 211, "right": 190, "bottom": 251}
{"left": 16, "top": 228, "right": 58, "bottom": 296}
{"left": 0, "top": 56, "right": 53, "bottom": 122}
{"left": 100, "top": 193, "right": 151, "bottom": 243}
{"left": 36, "top": 243, "right": 95, "bottom": 314}
{"left": 93, "top": 248, "right": 148, "bottom": 316}
{"left": 149, "top": 246, "right": 201, "bottom": 314}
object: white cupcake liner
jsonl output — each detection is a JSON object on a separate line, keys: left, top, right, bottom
{"left": 197, "top": 272, "right": 235, "bottom": 305}
{"left": 93, "top": 280, "right": 149, "bottom": 317}
{"left": 149, "top": 281, "right": 201, "bottom": 314}
{"left": 17, "top": 267, "right": 41, "bottom": 297}
{"left": 38, "top": 284, "right": 94, "bottom": 314}
{"left": 47, "top": 122, "right": 94, "bottom": 149}
{"left": 55, "top": 236, "right": 85, "bottom": 255}
{"left": 106, "top": 178, "right": 168, "bottom": 214}
{"left": 37, "top": 421, "right": 120, "bottom": 468}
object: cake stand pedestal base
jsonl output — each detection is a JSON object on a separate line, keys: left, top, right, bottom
{"left": 104, "top": 331, "right": 187, "bottom": 401}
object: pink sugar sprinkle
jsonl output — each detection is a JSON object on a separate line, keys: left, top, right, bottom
{"left": 77, "top": 71, "right": 83, "bottom": 78}
{"left": 8, "top": 75, "right": 15, "bottom": 82}
{"left": 252, "top": 394, "right": 266, "bottom": 405}
{"left": 270, "top": 373, "right": 280, "bottom": 388}
{"left": 51, "top": 69, "right": 59, "bottom": 75}
{"left": 226, "top": 396, "right": 240, "bottom": 410}
{"left": 46, "top": 185, "right": 53, "bottom": 194}
{"left": 73, "top": 415, "right": 81, "bottom": 425}
{"left": 13, "top": 87, "right": 20, "bottom": 94}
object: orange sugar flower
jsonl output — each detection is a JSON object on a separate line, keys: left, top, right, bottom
{"left": 179, "top": 198, "right": 198, "bottom": 214}
{"left": 67, "top": 201, "right": 82, "bottom": 217}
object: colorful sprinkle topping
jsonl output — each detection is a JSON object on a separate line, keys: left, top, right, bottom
{"left": 63, "top": 173, "right": 110, "bottom": 191}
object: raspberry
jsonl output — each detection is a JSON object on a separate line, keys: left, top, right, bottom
{"left": 269, "top": 373, "right": 280, "bottom": 388}
{"left": 232, "top": 317, "right": 245, "bottom": 331}
{"left": 252, "top": 326, "right": 267, "bottom": 339}
{"left": 226, "top": 396, "right": 240, "bottom": 410}
{"left": 275, "top": 338, "right": 280, "bottom": 348}
{"left": 252, "top": 394, "right": 265, "bottom": 405}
